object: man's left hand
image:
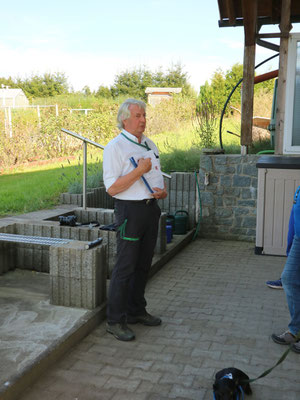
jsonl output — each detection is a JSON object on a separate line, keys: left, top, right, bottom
{"left": 152, "top": 187, "right": 168, "bottom": 200}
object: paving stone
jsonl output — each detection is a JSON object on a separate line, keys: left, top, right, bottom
{"left": 16, "top": 239, "right": 300, "bottom": 400}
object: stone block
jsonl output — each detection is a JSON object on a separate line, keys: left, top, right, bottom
{"left": 24, "top": 224, "right": 34, "bottom": 237}
{"left": 233, "top": 175, "right": 251, "bottom": 187}
{"left": 49, "top": 241, "right": 107, "bottom": 309}
{"left": 23, "top": 247, "right": 33, "bottom": 269}
{"left": 200, "top": 155, "right": 212, "bottom": 171}
{"left": 33, "top": 224, "right": 43, "bottom": 237}
{"left": 242, "top": 217, "right": 257, "bottom": 228}
{"left": 49, "top": 246, "right": 59, "bottom": 276}
{"left": 243, "top": 163, "right": 258, "bottom": 177}
{"left": 42, "top": 225, "right": 52, "bottom": 238}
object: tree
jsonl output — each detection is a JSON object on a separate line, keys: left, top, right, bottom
{"left": 82, "top": 85, "right": 92, "bottom": 96}
{"left": 1, "top": 72, "right": 70, "bottom": 98}
{"left": 96, "top": 85, "right": 112, "bottom": 98}
{"left": 110, "top": 63, "right": 195, "bottom": 100}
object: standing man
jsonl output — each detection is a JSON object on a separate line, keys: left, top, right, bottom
{"left": 271, "top": 185, "right": 300, "bottom": 353}
{"left": 103, "top": 98, "right": 167, "bottom": 341}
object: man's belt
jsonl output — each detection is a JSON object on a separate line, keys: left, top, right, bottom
{"left": 116, "top": 198, "right": 156, "bottom": 205}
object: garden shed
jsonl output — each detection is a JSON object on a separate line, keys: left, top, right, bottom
{"left": 0, "top": 88, "right": 29, "bottom": 107}
{"left": 145, "top": 87, "right": 182, "bottom": 106}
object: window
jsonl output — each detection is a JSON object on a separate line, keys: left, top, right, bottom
{"left": 284, "top": 33, "right": 300, "bottom": 153}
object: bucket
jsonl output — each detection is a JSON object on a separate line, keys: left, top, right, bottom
{"left": 174, "top": 210, "right": 189, "bottom": 235}
{"left": 166, "top": 225, "right": 172, "bottom": 243}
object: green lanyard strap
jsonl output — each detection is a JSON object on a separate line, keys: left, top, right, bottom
{"left": 118, "top": 219, "right": 139, "bottom": 241}
{"left": 121, "top": 132, "right": 150, "bottom": 150}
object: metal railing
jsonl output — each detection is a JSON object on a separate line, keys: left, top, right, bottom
{"left": 61, "top": 128, "right": 171, "bottom": 210}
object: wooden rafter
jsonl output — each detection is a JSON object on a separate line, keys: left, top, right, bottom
{"left": 224, "top": 0, "right": 236, "bottom": 25}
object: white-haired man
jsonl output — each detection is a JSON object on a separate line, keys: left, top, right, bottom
{"left": 103, "top": 98, "right": 167, "bottom": 341}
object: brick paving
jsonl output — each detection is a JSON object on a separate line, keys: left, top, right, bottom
{"left": 19, "top": 239, "right": 300, "bottom": 400}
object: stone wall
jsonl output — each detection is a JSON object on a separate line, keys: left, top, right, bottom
{"left": 60, "top": 172, "right": 197, "bottom": 229}
{"left": 199, "top": 154, "right": 259, "bottom": 242}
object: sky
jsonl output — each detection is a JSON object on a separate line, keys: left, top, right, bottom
{"left": 1, "top": 0, "right": 300, "bottom": 93}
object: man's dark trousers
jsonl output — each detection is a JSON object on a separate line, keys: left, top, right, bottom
{"left": 107, "top": 199, "right": 161, "bottom": 324}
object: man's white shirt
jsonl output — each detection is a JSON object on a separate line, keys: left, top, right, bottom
{"left": 103, "top": 130, "right": 164, "bottom": 200}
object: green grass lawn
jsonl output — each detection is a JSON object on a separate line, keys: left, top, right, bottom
{"left": 0, "top": 158, "right": 88, "bottom": 216}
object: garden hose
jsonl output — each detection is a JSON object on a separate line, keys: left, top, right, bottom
{"left": 219, "top": 53, "right": 280, "bottom": 149}
{"left": 256, "top": 149, "right": 274, "bottom": 155}
{"left": 192, "top": 170, "right": 202, "bottom": 240}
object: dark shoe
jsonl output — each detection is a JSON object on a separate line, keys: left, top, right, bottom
{"left": 271, "top": 331, "right": 298, "bottom": 345}
{"left": 127, "top": 312, "right": 162, "bottom": 326}
{"left": 106, "top": 323, "right": 135, "bottom": 341}
{"left": 266, "top": 278, "right": 283, "bottom": 289}
{"left": 291, "top": 342, "right": 300, "bottom": 354}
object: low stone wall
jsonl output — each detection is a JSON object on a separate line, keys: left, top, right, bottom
{"left": 199, "top": 154, "right": 259, "bottom": 242}
{"left": 60, "top": 187, "right": 114, "bottom": 209}
{"left": 0, "top": 224, "right": 107, "bottom": 309}
{"left": 0, "top": 222, "right": 103, "bottom": 274}
{"left": 0, "top": 207, "right": 167, "bottom": 278}
{"left": 60, "top": 172, "right": 198, "bottom": 228}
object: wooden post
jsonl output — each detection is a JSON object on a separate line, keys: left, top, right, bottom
{"left": 275, "top": 0, "right": 292, "bottom": 155}
{"left": 240, "top": 0, "right": 257, "bottom": 152}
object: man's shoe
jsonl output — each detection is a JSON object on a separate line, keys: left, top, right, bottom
{"left": 271, "top": 330, "right": 298, "bottom": 345}
{"left": 291, "top": 342, "right": 300, "bottom": 354}
{"left": 127, "top": 312, "right": 162, "bottom": 326}
{"left": 266, "top": 278, "right": 283, "bottom": 289}
{"left": 106, "top": 323, "right": 135, "bottom": 341}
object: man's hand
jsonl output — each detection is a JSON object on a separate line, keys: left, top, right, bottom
{"left": 152, "top": 186, "right": 168, "bottom": 200}
{"left": 137, "top": 157, "right": 152, "bottom": 174}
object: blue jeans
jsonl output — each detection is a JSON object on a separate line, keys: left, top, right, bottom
{"left": 281, "top": 235, "right": 300, "bottom": 336}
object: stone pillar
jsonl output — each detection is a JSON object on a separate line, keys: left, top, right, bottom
{"left": 50, "top": 241, "right": 107, "bottom": 309}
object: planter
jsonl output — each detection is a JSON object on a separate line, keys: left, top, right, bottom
{"left": 60, "top": 186, "right": 114, "bottom": 209}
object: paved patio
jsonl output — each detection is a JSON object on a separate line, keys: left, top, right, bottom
{"left": 13, "top": 237, "right": 300, "bottom": 400}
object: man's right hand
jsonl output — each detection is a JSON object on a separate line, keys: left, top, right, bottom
{"left": 137, "top": 157, "right": 152, "bottom": 174}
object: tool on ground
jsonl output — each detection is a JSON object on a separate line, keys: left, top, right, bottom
{"left": 85, "top": 237, "right": 103, "bottom": 250}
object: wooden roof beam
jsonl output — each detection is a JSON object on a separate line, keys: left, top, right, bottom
{"left": 224, "top": 0, "right": 236, "bottom": 25}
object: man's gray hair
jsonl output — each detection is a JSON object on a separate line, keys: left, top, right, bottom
{"left": 117, "top": 98, "right": 146, "bottom": 130}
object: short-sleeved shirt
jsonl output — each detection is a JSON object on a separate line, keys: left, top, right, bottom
{"left": 103, "top": 129, "right": 163, "bottom": 200}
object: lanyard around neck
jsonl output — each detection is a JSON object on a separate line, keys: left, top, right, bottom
{"left": 121, "top": 132, "right": 150, "bottom": 151}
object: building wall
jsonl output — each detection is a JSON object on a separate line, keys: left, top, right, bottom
{"left": 148, "top": 94, "right": 172, "bottom": 106}
{"left": 0, "top": 91, "right": 29, "bottom": 107}
{"left": 199, "top": 154, "right": 259, "bottom": 242}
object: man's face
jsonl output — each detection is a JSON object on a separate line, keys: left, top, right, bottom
{"left": 123, "top": 105, "right": 146, "bottom": 138}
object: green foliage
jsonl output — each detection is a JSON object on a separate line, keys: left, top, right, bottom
{"left": 0, "top": 98, "right": 118, "bottom": 169}
{"left": 110, "top": 63, "right": 195, "bottom": 100}
{"left": 194, "top": 100, "right": 218, "bottom": 149}
{"left": 60, "top": 155, "right": 103, "bottom": 194}
{"left": 95, "top": 86, "right": 112, "bottom": 99}
{"left": 0, "top": 72, "right": 69, "bottom": 98}
{"left": 159, "top": 147, "right": 200, "bottom": 173}
{"left": 198, "top": 63, "right": 275, "bottom": 116}
{"left": 146, "top": 95, "right": 196, "bottom": 136}
{"left": 82, "top": 85, "right": 92, "bottom": 96}
{"left": 21, "top": 72, "right": 69, "bottom": 99}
